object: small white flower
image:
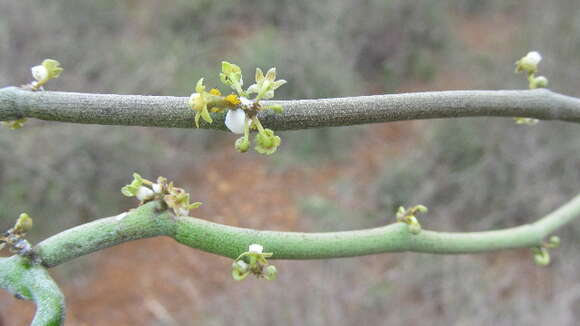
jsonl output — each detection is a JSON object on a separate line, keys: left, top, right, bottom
{"left": 136, "top": 186, "right": 154, "bottom": 201}
{"left": 524, "top": 51, "right": 542, "bottom": 66}
{"left": 225, "top": 109, "right": 246, "bottom": 134}
{"left": 31, "top": 65, "right": 48, "bottom": 82}
{"left": 248, "top": 244, "right": 263, "bottom": 253}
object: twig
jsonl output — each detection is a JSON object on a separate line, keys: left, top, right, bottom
{"left": 2, "top": 87, "right": 580, "bottom": 129}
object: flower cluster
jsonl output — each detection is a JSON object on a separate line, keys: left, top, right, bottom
{"left": 0, "top": 213, "right": 34, "bottom": 258}
{"left": 121, "top": 173, "right": 202, "bottom": 216}
{"left": 3, "top": 59, "right": 64, "bottom": 130}
{"left": 231, "top": 243, "right": 278, "bottom": 281}
{"left": 188, "top": 61, "right": 286, "bottom": 155}
{"left": 396, "top": 205, "right": 428, "bottom": 235}
{"left": 514, "top": 51, "right": 549, "bottom": 125}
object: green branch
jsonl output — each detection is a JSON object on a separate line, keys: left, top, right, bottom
{"left": 34, "top": 194, "right": 580, "bottom": 267}
{"left": 0, "top": 256, "right": 65, "bottom": 326}
{"left": 4, "top": 193, "right": 580, "bottom": 325}
{"left": 2, "top": 87, "right": 580, "bottom": 129}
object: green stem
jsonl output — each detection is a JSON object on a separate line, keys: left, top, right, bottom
{"left": 252, "top": 116, "right": 266, "bottom": 133}
{"left": 33, "top": 194, "right": 580, "bottom": 267}
{"left": 3, "top": 87, "right": 580, "bottom": 129}
{"left": 0, "top": 256, "right": 65, "bottom": 326}
{"left": 4, "top": 194, "right": 579, "bottom": 325}
{"left": 243, "top": 115, "right": 250, "bottom": 140}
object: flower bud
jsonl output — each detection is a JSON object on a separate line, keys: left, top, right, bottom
{"left": 235, "top": 137, "right": 250, "bottom": 152}
{"left": 15, "top": 213, "right": 33, "bottom": 233}
{"left": 515, "top": 51, "right": 542, "bottom": 74}
{"left": 532, "top": 247, "right": 550, "bottom": 266}
{"left": 31, "top": 65, "right": 49, "bottom": 82}
{"left": 530, "top": 76, "right": 548, "bottom": 89}
{"left": 264, "top": 265, "right": 278, "bottom": 280}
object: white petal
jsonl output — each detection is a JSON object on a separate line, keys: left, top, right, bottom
{"left": 31, "top": 65, "right": 48, "bottom": 82}
{"left": 249, "top": 244, "right": 263, "bottom": 253}
{"left": 152, "top": 183, "right": 162, "bottom": 193}
{"left": 225, "top": 109, "right": 246, "bottom": 134}
{"left": 525, "top": 51, "right": 542, "bottom": 65}
{"left": 136, "top": 186, "right": 154, "bottom": 201}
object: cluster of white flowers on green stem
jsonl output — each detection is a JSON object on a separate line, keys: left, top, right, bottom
{"left": 188, "top": 62, "right": 286, "bottom": 155}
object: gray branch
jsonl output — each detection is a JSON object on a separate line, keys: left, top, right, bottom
{"left": 1, "top": 87, "right": 580, "bottom": 130}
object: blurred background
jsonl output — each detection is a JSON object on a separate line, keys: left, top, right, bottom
{"left": 1, "top": 0, "right": 580, "bottom": 325}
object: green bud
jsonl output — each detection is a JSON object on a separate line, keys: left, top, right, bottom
{"left": 15, "top": 213, "right": 33, "bottom": 233}
{"left": 515, "top": 51, "right": 542, "bottom": 74}
{"left": 220, "top": 61, "right": 244, "bottom": 95}
{"left": 532, "top": 247, "right": 550, "bottom": 266}
{"left": 232, "top": 260, "right": 250, "bottom": 281}
{"left": 254, "top": 128, "right": 281, "bottom": 155}
{"left": 529, "top": 76, "right": 548, "bottom": 89}
{"left": 264, "top": 265, "right": 278, "bottom": 280}
{"left": 408, "top": 217, "right": 422, "bottom": 235}
{"left": 235, "top": 136, "right": 250, "bottom": 153}
{"left": 547, "top": 236, "right": 560, "bottom": 248}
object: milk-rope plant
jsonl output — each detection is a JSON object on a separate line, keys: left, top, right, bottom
{"left": 1, "top": 52, "right": 580, "bottom": 325}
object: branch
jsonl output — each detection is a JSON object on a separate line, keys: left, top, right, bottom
{"left": 0, "top": 256, "right": 65, "bottom": 326}
{"left": 34, "top": 194, "right": 580, "bottom": 268}
{"left": 2, "top": 87, "right": 580, "bottom": 129}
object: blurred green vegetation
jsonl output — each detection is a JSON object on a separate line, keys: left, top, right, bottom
{"left": 1, "top": 0, "right": 580, "bottom": 325}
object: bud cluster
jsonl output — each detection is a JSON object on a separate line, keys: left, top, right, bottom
{"left": 0, "top": 213, "right": 35, "bottom": 258}
{"left": 396, "top": 205, "right": 428, "bottom": 235}
{"left": 121, "top": 173, "right": 202, "bottom": 216}
{"left": 231, "top": 243, "right": 278, "bottom": 281}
